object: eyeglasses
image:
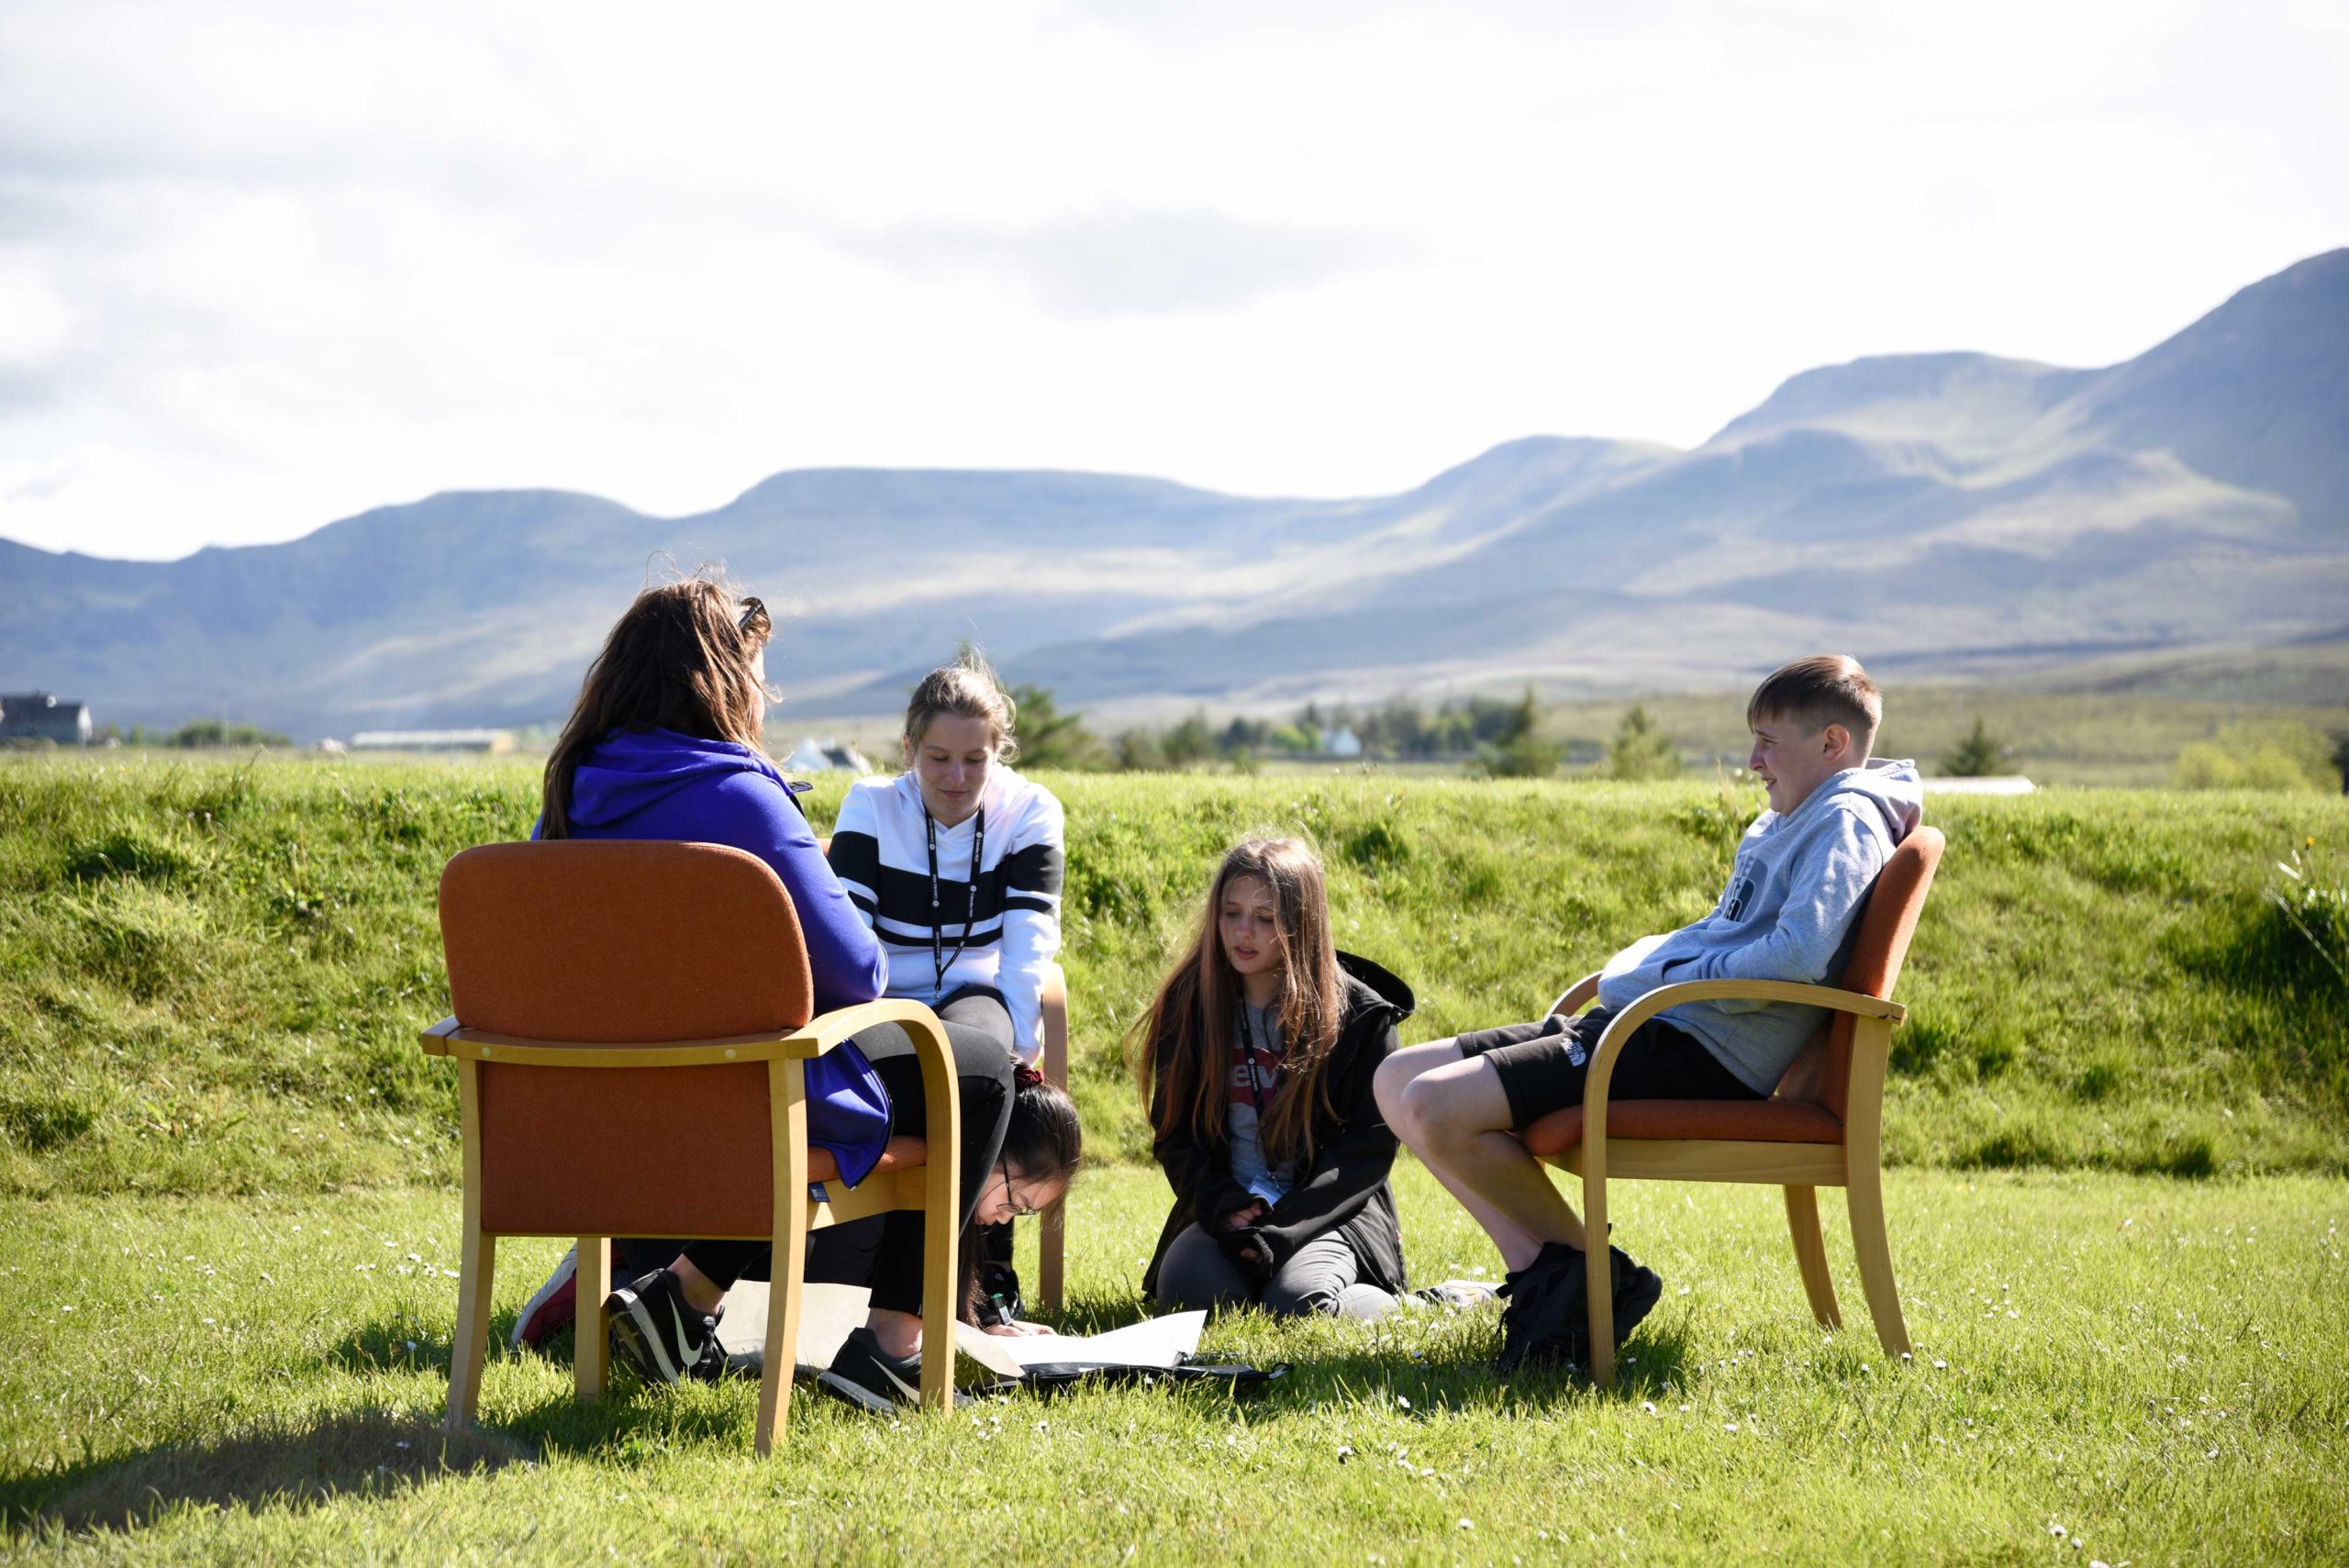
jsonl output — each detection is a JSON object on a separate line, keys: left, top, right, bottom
{"left": 996, "top": 1161, "right": 1047, "bottom": 1218}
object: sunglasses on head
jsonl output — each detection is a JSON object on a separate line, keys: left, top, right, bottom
{"left": 736, "top": 595, "right": 768, "bottom": 638}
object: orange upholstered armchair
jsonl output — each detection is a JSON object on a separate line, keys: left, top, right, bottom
{"left": 422, "top": 840, "right": 963, "bottom": 1454}
{"left": 1525, "top": 827, "right": 1944, "bottom": 1389}
{"left": 817, "top": 835, "right": 1073, "bottom": 1312}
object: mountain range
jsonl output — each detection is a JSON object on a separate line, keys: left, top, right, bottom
{"left": 5, "top": 249, "right": 2344, "bottom": 740}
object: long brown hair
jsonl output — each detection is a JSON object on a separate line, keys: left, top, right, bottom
{"left": 539, "top": 574, "right": 774, "bottom": 838}
{"left": 1129, "top": 836, "right": 1347, "bottom": 1166}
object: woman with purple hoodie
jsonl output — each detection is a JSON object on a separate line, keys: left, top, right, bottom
{"left": 525, "top": 576, "right": 1052, "bottom": 1396}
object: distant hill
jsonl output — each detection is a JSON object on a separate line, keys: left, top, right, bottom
{"left": 4, "top": 250, "right": 2344, "bottom": 740}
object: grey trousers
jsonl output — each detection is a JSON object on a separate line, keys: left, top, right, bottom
{"left": 1155, "top": 1224, "right": 1397, "bottom": 1321}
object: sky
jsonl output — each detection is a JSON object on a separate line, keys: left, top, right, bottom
{"left": 2, "top": 0, "right": 2344, "bottom": 561}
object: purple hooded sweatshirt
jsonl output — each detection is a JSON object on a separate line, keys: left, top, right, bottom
{"left": 549, "top": 727, "right": 887, "bottom": 1013}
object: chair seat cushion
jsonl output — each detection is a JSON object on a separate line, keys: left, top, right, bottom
{"left": 807, "top": 1135, "right": 925, "bottom": 1184}
{"left": 1522, "top": 1098, "right": 1843, "bottom": 1156}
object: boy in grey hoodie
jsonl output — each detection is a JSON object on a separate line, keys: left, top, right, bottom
{"left": 1375, "top": 655, "right": 1922, "bottom": 1373}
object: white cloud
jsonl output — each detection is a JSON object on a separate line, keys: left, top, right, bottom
{"left": 0, "top": 0, "right": 2343, "bottom": 558}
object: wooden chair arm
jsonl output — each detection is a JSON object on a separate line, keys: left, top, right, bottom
{"left": 416, "top": 996, "right": 957, "bottom": 1070}
{"left": 1548, "top": 971, "right": 1605, "bottom": 1017}
{"left": 1577, "top": 979, "right": 1905, "bottom": 1185}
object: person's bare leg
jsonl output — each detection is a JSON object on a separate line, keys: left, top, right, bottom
{"left": 1386, "top": 1047, "right": 1588, "bottom": 1270}
{"left": 864, "top": 1307, "right": 922, "bottom": 1359}
{"left": 1378, "top": 1041, "right": 1569, "bottom": 1271}
{"left": 667, "top": 1257, "right": 725, "bottom": 1316}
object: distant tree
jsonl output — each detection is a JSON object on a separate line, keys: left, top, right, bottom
{"left": 165, "top": 718, "right": 290, "bottom": 749}
{"left": 1005, "top": 683, "right": 1105, "bottom": 770}
{"left": 1425, "top": 705, "right": 1478, "bottom": 755}
{"left": 1114, "top": 728, "right": 1165, "bottom": 772}
{"left": 1605, "top": 704, "right": 1682, "bottom": 781}
{"left": 1457, "top": 693, "right": 1530, "bottom": 745}
{"left": 1502, "top": 688, "right": 1538, "bottom": 744}
{"left": 1162, "top": 711, "right": 1217, "bottom": 768}
{"left": 1300, "top": 701, "right": 1325, "bottom": 732}
{"left": 1270, "top": 722, "right": 1318, "bottom": 754}
{"left": 1475, "top": 687, "right": 1559, "bottom": 777}
{"left": 1219, "top": 715, "right": 1272, "bottom": 756}
{"left": 1377, "top": 696, "right": 1428, "bottom": 758}
{"left": 1940, "top": 717, "right": 2008, "bottom": 778}
{"left": 1479, "top": 732, "right": 1563, "bottom": 778}
{"left": 2332, "top": 731, "right": 2349, "bottom": 794}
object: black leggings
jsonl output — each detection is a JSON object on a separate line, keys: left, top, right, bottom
{"left": 662, "top": 987, "right": 1015, "bottom": 1316}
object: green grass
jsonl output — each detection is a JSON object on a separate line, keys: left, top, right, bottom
{"left": 2, "top": 756, "right": 2345, "bottom": 1561}
{"left": 3, "top": 758, "right": 2343, "bottom": 1197}
{"left": 3, "top": 1164, "right": 2343, "bottom": 1562}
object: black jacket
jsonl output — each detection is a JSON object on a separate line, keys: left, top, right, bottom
{"left": 1141, "top": 952, "right": 1416, "bottom": 1299}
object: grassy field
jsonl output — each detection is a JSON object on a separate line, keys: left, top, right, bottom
{"left": 3, "top": 758, "right": 2343, "bottom": 1196}
{"left": 2, "top": 757, "right": 2344, "bottom": 1561}
{"left": 3, "top": 1165, "right": 2343, "bottom": 1562}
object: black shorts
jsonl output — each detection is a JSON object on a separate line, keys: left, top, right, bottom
{"left": 1456, "top": 1008, "right": 1761, "bottom": 1131}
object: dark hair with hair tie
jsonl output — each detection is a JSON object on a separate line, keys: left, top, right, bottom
{"left": 1000, "top": 1071, "right": 1081, "bottom": 1186}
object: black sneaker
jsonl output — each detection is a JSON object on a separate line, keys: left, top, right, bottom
{"left": 1609, "top": 1246, "right": 1664, "bottom": 1351}
{"left": 816, "top": 1325, "right": 930, "bottom": 1413}
{"left": 605, "top": 1268, "right": 714, "bottom": 1386}
{"left": 1495, "top": 1242, "right": 1589, "bottom": 1373}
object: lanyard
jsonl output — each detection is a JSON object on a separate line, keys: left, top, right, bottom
{"left": 1236, "top": 1002, "right": 1277, "bottom": 1119}
{"left": 922, "top": 805, "right": 985, "bottom": 995}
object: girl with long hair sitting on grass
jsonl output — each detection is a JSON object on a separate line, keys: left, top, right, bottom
{"left": 1132, "top": 836, "right": 1415, "bottom": 1319}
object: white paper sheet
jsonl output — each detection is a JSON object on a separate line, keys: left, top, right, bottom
{"left": 712, "top": 1281, "right": 869, "bottom": 1367}
{"left": 952, "top": 1309, "right": 1207, "bottom": 1378}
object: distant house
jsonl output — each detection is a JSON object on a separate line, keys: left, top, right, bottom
{"left": 0, "top": 692, "right": 93, "bottom": 747}
{"left": 349, "top": 728, "right": 517, "bottom": 754}
{"left": 783, "top": 735, "right": 874, "bottom": 774}
{"left": 1318, "top": 725, "right": 1364, "bottom": 759}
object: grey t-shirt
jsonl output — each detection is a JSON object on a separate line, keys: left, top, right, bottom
{"left": 1228, "top": 1001, "right": 1292, "bottom": 1204}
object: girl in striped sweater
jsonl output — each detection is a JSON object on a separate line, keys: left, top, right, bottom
{"left": 827, "top": 657, "right": 1066, "bottom": 1066}
{"left": 814, "top": 654, "right": 1069, "bottom": 1338}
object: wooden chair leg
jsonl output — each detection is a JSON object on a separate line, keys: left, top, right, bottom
{"left": 574, "top": 1236, "right": 611, "bottom": 1403}
{"left": 1844, "top": 1162, "right": 1910, "bottom": 1358}
{"left": 1582, "top": 1173, "right": 1617, "bottom": 1389}
{"left": 918, "top": 1209, "right": 959, "bottom": 1412}
{"left": 759, "top": 1058, "right": 812, "bottom": 1457}
{"left": 448, "top": 1219, "right": 495, "bottom": 1431}
{"left": 758, "top": 1216, "right": 808, "bottom": 1457}
{"left": 1038, "top": 966, "right": 1069, "bottom": 1315}
{"left": 908, "top": 1018, "right": 962, "bottom": 1413}
{"left": 1783, "top": 1185, "right": 1842, "bottom": 1329}
{"left": 1037, "top": 1197, "right": 1065, "bottom": 1314}
{"left": 447, "top": 1059, "right": 495, "bottom": 1432}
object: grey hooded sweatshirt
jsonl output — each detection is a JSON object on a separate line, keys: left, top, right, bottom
{"left": 1595, "top": 759, "right": 1924, "bottom": 1095}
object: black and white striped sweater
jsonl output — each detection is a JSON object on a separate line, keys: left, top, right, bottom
{"left": 828, "top": 767, "right": 1065, "bottom": 1061}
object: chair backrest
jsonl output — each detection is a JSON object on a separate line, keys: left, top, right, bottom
{"left": 440, "top": 840, "right": 814, "bottom": 1041}
{"left": 1782, "top": 826, "right": 1944, "bottom": 1122}
{"left": 438, "top": 840, "right": 818, "bottom": 1238}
